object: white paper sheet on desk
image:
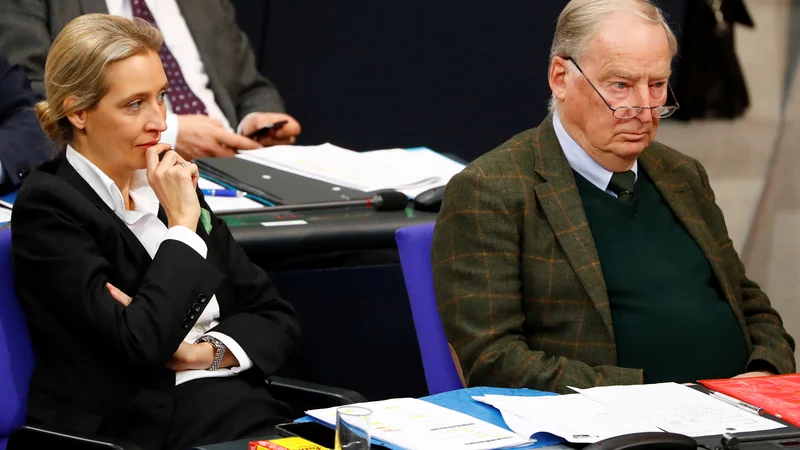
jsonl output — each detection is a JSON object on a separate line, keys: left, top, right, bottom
{"left": 197, "top": 177, "right": 264, "bottom": 212}
{"left": 359, "top": 147, "right": 466, "bottom": 197}
{"left": 474, "top": 394, "right": 662, "bottom": 443}
{"left": 572, "top": 382, "right": 785, "bottom": 437}
{"left": 306, "top": 397, "right": 532, "bottom": 450}
{"left": 237, "top": 143, "right": 465, "bottom": 198}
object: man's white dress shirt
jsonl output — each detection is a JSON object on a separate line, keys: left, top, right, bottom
{"left": 553, "top": 112, "right": 638, "bottom": 197}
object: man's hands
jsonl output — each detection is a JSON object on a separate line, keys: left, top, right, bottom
{"left": 175, "top": 114, "right": 261, "bottom": 159}
{"left": 239, "top": 112, "right": 302, "bottom": 147}
{"left": 173, "top": 113, "right": 301, "bottom": 159}
{"left": 145, "top": 145, "right": 201, "bottom": 232}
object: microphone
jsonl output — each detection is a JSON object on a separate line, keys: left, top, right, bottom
{"left": 217, "top": 190, "right": 409, "bottom": 216}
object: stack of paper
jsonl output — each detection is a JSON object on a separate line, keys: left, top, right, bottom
{"left": 574, "top": 383, "right": 784, "bottom": 437}
{"left": 476, "top": 383, "right": 785, "bottom": 444}
{"left": 306, "top": 397, "right": 532, "bottom": 450}
{"left": 474, "top": 394, "right": 661, "bottom": 444}
{"left": 237, "top": 144, "right": 466, "bottom": 198}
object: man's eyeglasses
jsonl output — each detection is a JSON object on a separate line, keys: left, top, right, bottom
{"left": 563, "top": 56, "right": 680, "bottom": 120}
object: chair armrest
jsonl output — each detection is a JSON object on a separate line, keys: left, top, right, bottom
{"left": 268, "top": 376, "right": 367, "bottom": 417}
{"left": 8, "top": 425, "right": 143, "bottom": 450}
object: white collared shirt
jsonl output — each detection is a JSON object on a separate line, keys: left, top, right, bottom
{"left": 104, "top": 0, "right": 234, "bottom": 148}
{"left": 552, "top": 112, "right": 638, "bottom": 197}
{"left": 66, "top": 145, "right": 252, "bottom": 385}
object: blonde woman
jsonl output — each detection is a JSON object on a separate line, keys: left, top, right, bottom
{"left": 11, "top": 14, "right": 300, "bottom": 450}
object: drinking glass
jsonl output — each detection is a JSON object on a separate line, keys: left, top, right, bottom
{"left": 335, "top": 406, "right": 371, "bottom": 450}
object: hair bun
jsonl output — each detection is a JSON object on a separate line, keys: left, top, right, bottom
{"left": 35, "top": 100, "right": 69, "bottom": 144}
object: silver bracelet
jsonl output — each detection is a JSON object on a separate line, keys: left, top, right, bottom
{"left": 196, "top": 335, "right": 227, "bottom": 371}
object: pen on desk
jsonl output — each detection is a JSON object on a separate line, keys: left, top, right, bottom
{"left": 201, "top": 188, "right": 244, "bottom": 197}
{"left": 709, "top": 391, "right": 763, "bottom": 415}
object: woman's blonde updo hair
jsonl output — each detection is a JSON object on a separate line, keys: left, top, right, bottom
{"left": 36, "top": 14, "right": 163, "bottom": 145}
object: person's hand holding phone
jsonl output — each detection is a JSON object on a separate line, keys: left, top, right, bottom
{"left": 175, "top": 115, "right": 261, "bottom": 160}
{"left": 145, "top": 144, "right": 201, "bottom": 232}
{"left": 239, "top": 112, "right": 302, "bottom": 147}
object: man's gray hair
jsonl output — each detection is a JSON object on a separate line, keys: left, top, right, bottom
{"left": 548, "top": 0, "right": 679, "bottom": 112}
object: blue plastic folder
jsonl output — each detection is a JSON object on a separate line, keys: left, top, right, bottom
{"left": 299, "top": 387, "right": 565, "bottom": 449}
{"left": 0, "top": 189, "right": 17, "bottom": 206}
{"left": 423, "top": 387, "right": 565, "bottom": 448}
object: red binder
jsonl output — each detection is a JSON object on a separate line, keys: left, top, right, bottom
{"left": 700, "top": 374, "right": 800, "bottom": 427}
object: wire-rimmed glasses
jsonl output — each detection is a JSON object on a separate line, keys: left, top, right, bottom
{"left": 563, "top": 56, "right": 680, "bottom": 120}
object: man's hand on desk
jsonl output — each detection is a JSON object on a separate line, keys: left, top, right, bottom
{"left": 239, "top": 112, "right": 302, "bottom": 147}
{"left": 176, "top": 114, "right": 261, "bottom": 160}
{"left": 733, "top": 371, "right": 774, "bottom": 379}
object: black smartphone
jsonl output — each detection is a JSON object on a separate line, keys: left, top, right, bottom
{"left": 246, "top": 120, "right": 288, "bottom": 140}
{"left": 274, "top": 422, "right": 391, "bottom": 450}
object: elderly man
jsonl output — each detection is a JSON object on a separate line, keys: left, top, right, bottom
{"left": 432, "top": 0, "right": 795, "bottom": 394}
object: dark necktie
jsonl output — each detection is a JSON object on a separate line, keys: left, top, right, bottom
{"left": 131, "top": 0, "right": 208, "bottom": 115}
{"left": 608, "top": 171, "right": 636, "bottom": 203}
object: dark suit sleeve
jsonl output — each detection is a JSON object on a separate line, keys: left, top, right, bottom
{"left": 213, "top": 0, "right": 286, "bottom": 121}
{"left": 200, "top": 197, "right": 301, "bottom": 378}
{"left": 432, "top": 168, "right": 643, "bottom": 394}
{"left": 694, "top": 160, "right": 796, "bottom": 375}
{"left": 11, "top": 182, "right": 226, "bottom": 370}
{"left": 0, "top": 0, "right": 51, "bottom": 95}
{"left": 0, "top": 51, "right": 51, "bottom": 189}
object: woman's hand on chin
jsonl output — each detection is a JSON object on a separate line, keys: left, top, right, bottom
{"left": 145, "top": 144, "right": 201, "bottom": 232}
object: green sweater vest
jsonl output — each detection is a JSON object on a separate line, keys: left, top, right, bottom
{"left": 574, "top": 169, "right": 748, "bottom": 383}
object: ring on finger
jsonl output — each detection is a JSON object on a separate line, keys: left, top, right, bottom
{"left": 178, "top": 162, "right": 187, "bottom": 167}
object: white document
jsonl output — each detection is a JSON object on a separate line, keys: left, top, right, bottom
{"left": 572, "top": 383, "right": 785, "bottom": 437}
{"left": 474, "top": 394, "right": 661, "bottom": 443}
{"left": 0, "top": 207, "right": 10, "bottom": 223}
{"left": 359, "top": 148, "right": 467, "bottom": 197}
{"left": 197, "top": 177, "right": 264, "bottom": 212}
{"left": 306, "top": 397, "right": 532, "bottom": 450}
{"left": 237, "top": 143, "right": 465, "bottom": 197}
{"left": 203, "top": 196, "right": 263, "bottom": 213}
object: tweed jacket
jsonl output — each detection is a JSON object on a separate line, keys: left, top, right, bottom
{"left": 432, "top": 115, "right": 795, "bottom": 394}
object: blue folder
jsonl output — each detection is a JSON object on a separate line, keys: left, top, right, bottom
{"left": 299, "top": 386, "right": 565, "bottom": 449}
{"left": 0, "top": 189, "right": 17, "bottom": 205}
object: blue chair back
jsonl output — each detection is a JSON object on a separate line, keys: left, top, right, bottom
{"left": 395, "top": 223, "right": 464, "bottom": 395}
{"left": 0, "top": 228, "right": 35, "bottom": 450}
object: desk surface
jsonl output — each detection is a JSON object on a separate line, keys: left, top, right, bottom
{"left": 225, "top": 206, "right": 437, "bottom": 256}
{"left": 198, "top": 436, "right": 795, "bottom": 450}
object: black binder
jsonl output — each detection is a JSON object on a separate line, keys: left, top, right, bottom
{"left": 195, "top": 157, "right": 373, "bottom": 206}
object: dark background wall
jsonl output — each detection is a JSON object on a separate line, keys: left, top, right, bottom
{"left": 233, "top": 0, "right": 686, "bottom": 162}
